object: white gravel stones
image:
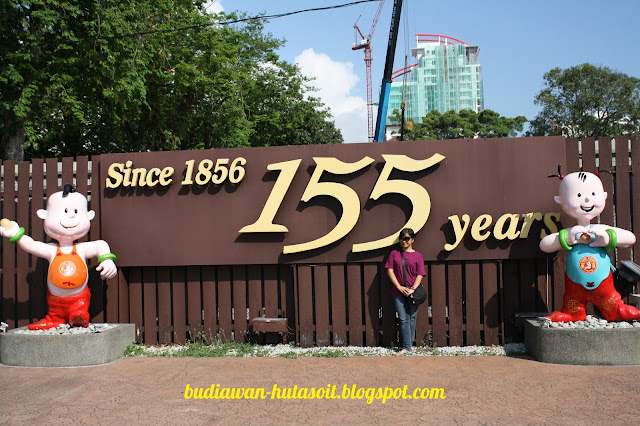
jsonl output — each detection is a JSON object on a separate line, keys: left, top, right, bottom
{"left": 538, "top": 315, "right": 640, "bottom": 330}
{"left": 13, "top": 323, "right": 116, "bottom": 335}
{"left": 128, "top": 342, "right": 527, "bottom": 358}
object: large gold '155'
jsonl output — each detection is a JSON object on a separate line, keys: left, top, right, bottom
{"left": 239, "top": 154, "right": 445, "bottom": 254}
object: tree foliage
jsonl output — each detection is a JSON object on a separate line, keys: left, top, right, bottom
{"left": 390, "top": 109, "right": 527, "bottom": 140}
{"left": 528, "top": 64, "right": 640, "bottom": 138}
{"left": 0, "top": 0, "right": 342, "bottom": 160}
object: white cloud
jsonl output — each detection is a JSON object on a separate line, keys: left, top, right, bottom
{"left": 203, "top": 0, "right": 224, "bottom": 14}
{"left": 295, "top": 48, "right": 368, "bottom": 143}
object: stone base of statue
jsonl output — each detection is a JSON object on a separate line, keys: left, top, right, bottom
{"left": 0, "top": 323, "right": 135, "bottom": 367}
{"left": 524, "top": 319, "right": 640, "bottom": 365}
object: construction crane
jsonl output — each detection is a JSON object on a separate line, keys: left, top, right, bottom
{"left": 352, "top": 0, "right": 385, "bottom": 143}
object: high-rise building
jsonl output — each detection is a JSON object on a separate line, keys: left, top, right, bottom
{"left": 386, "top": 34, "right": 484, "bottom": 129}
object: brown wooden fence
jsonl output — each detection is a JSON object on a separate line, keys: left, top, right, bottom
{"left": 1, "top": 136, "right": 638, "bottom": 347}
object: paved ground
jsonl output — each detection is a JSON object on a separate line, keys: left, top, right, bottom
{"left": 1, "top": 355, "right": 639, "bottom": 425}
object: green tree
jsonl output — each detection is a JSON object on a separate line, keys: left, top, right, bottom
{"left": 528, "top": 64, "right": 640, "bottom": 138}
{"left": 0, "top": 0, "right": 342, "bottom": 160}
{"left": 390, "top": 109, "right": 526, "bottom": 140}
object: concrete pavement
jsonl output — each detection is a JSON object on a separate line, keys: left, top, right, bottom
{"left": 1, "top": 355, "right": 639, "bottom": 424}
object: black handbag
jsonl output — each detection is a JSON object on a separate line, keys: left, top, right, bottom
{"left": 401, "top": 251, "right": 427, "bottom": 305}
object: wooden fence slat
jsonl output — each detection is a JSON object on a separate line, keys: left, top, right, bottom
{"left": 231, "top": 265, "right": 247, "bottom": 343}
{"left": 430, "top": 263, "right": 447, "bottom": 347}
{"left": 464, "top": 261, "right": 481, "bottom": 346}
{"left": 281, "top": 265, "right": 295, "bottom": 343}
{"left": 536, "top": 258, "right": 550, "bottom": 313}
{"left": 202, "top": 266, "right": 218, "bottom": 340}
{"left": 264, "top": 265, "right": 279, "bottom": 318}
{"left": 16, "top": 161, "right": 29, "bottom": 327}
{"left": 118, "top": 268, "right": 129, "bottom": 324}
{"left": 519, "top": 259, "right": 537, "bottom": 313}
{"left": 217, "top": 266, "right": 232, "bottom": 342}
{"left": 380, "top": 266, "right": 396, "bottom": 347}
{"left": 615, "top": 137, "right": 632, "bottom": 261}
{"left": 157, "top": 267, "right": 173, "bottom": 343}
{"left": 247, "top": 265, "right": 262, "bottom": 340}
{"left": 313, "top": 265, "right": 330, "bottom": 346}
{"left": 187, "top": 266, "right": 203, "bottom": 340}
{"left": 61, "top": 157, "right": 73, "bottom": 188}
{"left": 46, "top": 158, "right": 58, "bottom": 195}
{"left": 104, "top": 274, "right": 119, "bottom": 324}
{"left": 172, "top": 267, "right": 187, "bottom": 344}
{"left": 129, "top": 268, "right": 143, "bottom": 343}
{"left": 142, "top": 267, "right": 158, "bottom": 344}
{"left": 330, "top": 264, "right": 347, "bottom": 346}
{"left": 566, "top": 138, "right": 580, "bottom": 171}
{"left": 447, "top": 261, "right": 463, "bottom": 346}
{"left": 297, "top": 265, "right": 314, "bottom": 347}
{"left": 363, "top": 263, "right": 378, "bottom": 347}
{"left": 581, "top": 137, "right": 597, "bottom": 171}
{"left": 88, "top": 267, "right": 104, "bottom": 323}
{"left": 599, "top": 138, "right": 615, "bottom": 226}
{"left": 30, "top": 159, "right": 47, "bottom": 323}
{"left": 501, "top": 260, "right": 519, "bottom": 341}
{"left": 263, "top": 264, "right": 280, "bottom": 344}
{"left": 2, "top": 161, "right": 16, "bottom": 328}
{"left": 346, "top": 264, "right": 363, "bottom": 346}
{"left": 482, "top": 261, "right": 500, "bottom": 345}
{"left": 415, "top": 263, "right": 430, "bottom": 347}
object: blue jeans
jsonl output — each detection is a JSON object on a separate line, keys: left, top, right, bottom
{"left": 393, "top": 295, "right": 419, "bottom": 351}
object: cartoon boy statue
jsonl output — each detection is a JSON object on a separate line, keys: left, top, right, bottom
{"left": 540, "top": 169, "right": 640, "bottom": 322}
{"left": 0, "top": 184, "right": 117, "bottom": 330}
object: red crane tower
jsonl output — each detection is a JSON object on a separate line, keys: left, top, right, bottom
{"left": 352, "top": 0, "right": 385, "bottom": 142}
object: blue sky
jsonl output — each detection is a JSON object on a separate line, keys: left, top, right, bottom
{"left": 210, "top": 1, "right": 640, "bottom": 143}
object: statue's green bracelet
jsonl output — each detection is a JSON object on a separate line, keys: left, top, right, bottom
{"left": 98, "top": 253, "right": 117, "bottom": 264}
{"left": 558, "top": 229, "right": 572, "bottom": 251}
{"left": 605, "top": 229, "right": 617, "bottom": 251}
{"left": 8, "top": 227, "right": 25, "bottom": 243}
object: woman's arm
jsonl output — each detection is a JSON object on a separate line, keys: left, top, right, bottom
{"left": 387, "top": 268, "right": 411, "bottom": 296}
{"left": 411, "top": 274, "right": 423, "bottom": 290}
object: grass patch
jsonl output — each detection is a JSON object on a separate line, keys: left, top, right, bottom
{"left": 124, "top": 343, "right": 148, "bottom": 356}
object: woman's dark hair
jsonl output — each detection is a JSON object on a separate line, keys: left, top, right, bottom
{"left": 398, "top": 228, "right": 415, "bottom": 239}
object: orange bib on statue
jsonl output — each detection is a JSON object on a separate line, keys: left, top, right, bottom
{"left": 48, "top": 245, "right": 88, "bottom": 289}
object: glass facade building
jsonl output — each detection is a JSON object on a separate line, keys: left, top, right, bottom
{"left": 387, "top": 34, "right": 484, "bottom": 126}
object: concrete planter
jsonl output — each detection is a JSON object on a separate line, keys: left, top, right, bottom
{"left": 0, "top": 323, "right": 135, "bottom": 367}
{"left": 524, "top": 319, "right": 640, "bottom": 365}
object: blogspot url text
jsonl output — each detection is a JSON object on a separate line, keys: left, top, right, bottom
{"left": 184, "top": 384, "right": 446, "bottom": 404}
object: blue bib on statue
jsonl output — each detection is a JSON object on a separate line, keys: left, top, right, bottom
{"left": 566, "top": 244, "right": 611, "bottom": 290}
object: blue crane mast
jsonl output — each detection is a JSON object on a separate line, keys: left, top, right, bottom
{"left": 373, "top": 0, "right": 403, "bottom": 142}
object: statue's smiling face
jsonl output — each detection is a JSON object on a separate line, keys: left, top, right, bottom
{"left": 38, "top": 192, "right": 94, "bottom": 242}
{"left": 555, "top": 172, "right": 607, "bottom": 223}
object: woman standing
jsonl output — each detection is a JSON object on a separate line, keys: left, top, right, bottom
{"left": 385, "top": 228, "right": 426, "bottom": 356}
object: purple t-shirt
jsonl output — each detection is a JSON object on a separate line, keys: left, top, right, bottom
{"left": 385, "top": 249, "right": 426, "bottom": 297}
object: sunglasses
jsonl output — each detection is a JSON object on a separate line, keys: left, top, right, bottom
{"left": 400, "top": 236, "right": 412, "bottom": 241}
